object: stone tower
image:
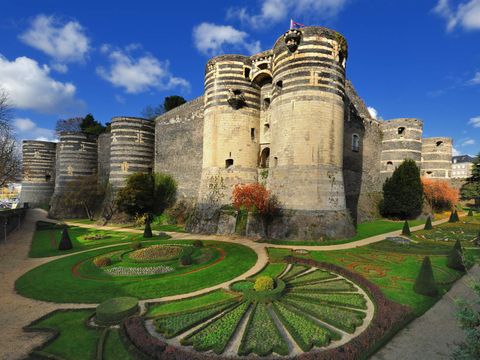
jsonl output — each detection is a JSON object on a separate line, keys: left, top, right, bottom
{"left": 421, "top": 137, "right": 452, "bottom": 178}
{"left": 380, "top": 118, "right": 423, "bottom": 180}
{"left": 197, "top": 55, "right": 261, "bottom": 206}
{"left": 109, "top": 116, "right": 155, "bottom": 190}
{"left": 49, "top": 132, "right": 98, "bottom": 218}
{"left": 19, "top": 140, "right": 57, "bottom": 207}
{"left": 266, "top": 27, "right": 354, "bottom": 238}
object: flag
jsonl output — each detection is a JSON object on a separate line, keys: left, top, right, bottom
{"left": 290, "top": 19, "right": 305, "bottom": 29}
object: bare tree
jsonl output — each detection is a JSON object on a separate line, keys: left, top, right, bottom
{"left": 61, "top": 174, "right": 106, "bottom": 220}
{"left": 0, "top": 88, "right": 21, "bottom": 187}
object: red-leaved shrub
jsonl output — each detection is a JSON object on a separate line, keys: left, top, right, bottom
{"left": 422, "top": 178, "right": 459, "bottom": 212}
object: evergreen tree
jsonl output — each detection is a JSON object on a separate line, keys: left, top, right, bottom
{"left": 163, "top": 95, "right": 186, "bottom": 112}
{"left": 447, "top": 240, "right": 466, "bottom": 271}
{"left": 143, "top": 219, "right": 153, "bottom": 238}
{"left": 448, "top": 210, "right": 459, "bottom": 223}
{"left": 413, "top": 256, "right": 438, "bottom": 297}
{"left": 402, "top": 220, "right": 411, "bottom": 236}
{"left": 58, "top": 227, "right": 73, "bottom": 250}
{"left": 460, "top": 153, "right": 480, "bottom": 208}
{"left": 424, "top": 216, "right": 433, "bottom": 230}
{"left": 381, "top": 159, "right": 423, "bottom": 219}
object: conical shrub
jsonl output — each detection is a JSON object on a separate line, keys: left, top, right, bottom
{"left": 424, "top": 216, "right": 433, "bottom": 230}
{"left": 447, "top": 239, "right": 465, "bottom": 271}
{"left": 58, "top": 227, "right": 73, "bottom": 250}
{"left": 143, "top": 220, "right": 153, "bottom": 238}
{"left": 448, "top": 210, "right": 456, "bottom": 223}
{"left": 402, "top": 220, "right": 411, "bottom": 236}
{"left": 453, "top": 210, "right": 460, "bottom": 222}
{"left": 413, "top": 256, "right": 438, "bottom": 297}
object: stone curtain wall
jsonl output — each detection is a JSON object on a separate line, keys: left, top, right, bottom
{"left": 19, "top": 140, "right": 57, "bottom": 207}
{"left": 97, "top": 133, "right": 111, "bottom": 186}
{"left": 154, "top": 97, "right": 205, "bottom": 201}
{"left": 421, "top": 137, "right": 452, "bottom": 179}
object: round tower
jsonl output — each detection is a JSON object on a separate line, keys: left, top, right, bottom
{"left": 421, "top": 137, "right": 452, "bottom": 178}
{"left": 380, "top": 118, "right": 423, "bottom": 180}
{"left": 109, "top": 116, "right": 155, "bottom": 190}
{"left": 197, "top": 54, "right": 261, "bottom": 205}
{"left": 49, "top": 132, "right": 98, "bottom": 218}
{"left": 267, "top": 26, "right": 354, "bottom": 238}
{"left": 19, "top": 140, "right": 57, "bottom": 207}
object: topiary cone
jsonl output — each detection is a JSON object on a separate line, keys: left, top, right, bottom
{"left": 447, "top": 239, "right": 465, "bottom": 271}
{"left": 468, "top": 209, "right": 473, "bottom": 217}
{"left": 413, "top": 256, "right": 438, "bottom": 297}
{"left": 448, "top": 210, "right": 455, "bottom": 223}
{"left": 58, "top": 227, "right": 73, "bottom": 250}
{"left": 402, "top": 220, "right": 411, "bottom": 236}
{"left": 453, "top": 210, "right": 460, "bottom": 222}
{"left": 143, "top": 220, "right": 153, "bottom": 238}
{"left": 424, "top": 216, "right": 433, "bottom": 230}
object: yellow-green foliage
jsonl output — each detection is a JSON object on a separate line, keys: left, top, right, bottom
{"left": 93, "top": 256, "right": 112, "bottom": 268}
{"left": 254, "top": 276, "right": 274, "bottom": 292}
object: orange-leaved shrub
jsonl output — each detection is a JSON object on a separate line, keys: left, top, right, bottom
{"left": 422, "top": 178, "right": 459, "bottom": 212}
{"left": 232, "top": 183, "right": 280, "bottom": 216}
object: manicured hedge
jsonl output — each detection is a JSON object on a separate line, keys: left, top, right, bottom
{"left": 284, "top": 256, "right": 414, "bottom": 360}
{"left": 96, "top": 297, "right": 139, "bottom": 326}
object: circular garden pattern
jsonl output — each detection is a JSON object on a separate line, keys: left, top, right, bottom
{"left": 147, "top": 264, "right": 374, "bottom": 357}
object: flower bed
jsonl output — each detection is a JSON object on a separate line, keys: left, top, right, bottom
{"left": 287, "top": 292, "right": 368, "bottom": 310}
{"left": 181, "top": 302, "right": 250, "bottom": 354}
{"left": 282, "top": 265, "right": 309, "bottom": 280}
{"left": 128, "top": 245, "right": 183, "bottom": 262}
{"left": 104, "top": 265, "right": 174, "bottom": 276}
{"left": 154, "top": 301, "right": 236, "bottom": 338}
{"left": 287, "top": 269, "right": 336, "bottom": 285}
{"left": 284, "top": 256, "right": 414, "bottom": 360}
{"left": 238, "top": 303, "right": 288, "bottom": 356}
{"left": 272, "top": 301, "right": 339, "bottom": 351}
{"left": 290, "top": 279, "right": 355, "bottom": 293}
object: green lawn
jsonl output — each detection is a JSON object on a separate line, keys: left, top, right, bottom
{"left": 16, "top": 240, "right": 257, "bottom": 303}
{"left": 29, "top": 221, "right": 168, "bottom": 258}
{"left": 262, "top": 218, "right": 425, "bottom": 246}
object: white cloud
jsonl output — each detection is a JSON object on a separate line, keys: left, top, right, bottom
{"left": 468, "top": 116, "right": 480, "bottom": 127}
{"left": 13, "top": 118, "right": 56, "bottom": 142}
{"left": 19, "top": 14, "right": 90, "bottom": 68}
{"left": 0, "top": 54, "right": 84, "bottom": 114}
{"left": 97, "top": 45, "right": 190, "bottom": 94}
{"left": 470, "top": 71, "right": 480, "bottom": 84}
{"left": 434, "top": 0, "right": 480, "bottom": 31}
{"left": 193, "top": 22, "right": 261, "bottom": 56}
{"left": 367, "top": 106, "right": 378, "bottom": 119}
{"left": 461, "top": 137, "right": 476, "bottom": 146}
{"left": 228, "top": 0, "right": 348, "bottom": 28}
{"left": 452, "top": 146, "right": 460, "bottom": 156}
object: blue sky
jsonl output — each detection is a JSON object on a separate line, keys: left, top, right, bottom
{"left": 0, "top": 0, "right": 479, "bottom": 155}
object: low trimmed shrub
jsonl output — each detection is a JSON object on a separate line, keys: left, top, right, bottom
{"left": 447, "top": 239, "right": 465, "bottom": 272}
{"left": 131, "top": 241, "right": 142, "bottom": 250}
{"left": 58, "top": 227, "right": 73, "bottom": 250}
{"left": 180, "top": 254, "right": 192, "bottom": 266}
{"left": 402, "top": 220, "right": 411, "bottom": 236}
{"left": 93, "top": 256, "right": 112, "bottom": 268}
{"left": 254, "top": 276, "right": 274, "bottom": 292}
{"left": 96, "top": 297, "right": 139, "bottom": 326}
{"left": 413, "top": 256, "right": 438, "bottom": 297}
{"left": 243, "top": 279, "right": 286, "bottom": 303}
{"left": 424, "top": 216, "right": 433, "bottom": 230}
{"left": 193, "top": 240, "right": 203, "bottom": 248}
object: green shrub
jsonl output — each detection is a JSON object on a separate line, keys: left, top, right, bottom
{"left": 58, "top": 227, "right": 73, "bottom": 250}
{"left": 131, "top": 241, "right": 142, "bottom": 250}
{"left": 96, "top": 297, "right": 139, "bottom": 325}
{"left": 193, "top": 240, "right": 203, "bottom": 248}
{"left": 254, "top": 276, "right": 274, "bottom": 292}
{"left": 447, "top": 240, "right": 465, "bottom": 271}
{"left": 93, "top": 256, "right": 112, "bottom": 268}
{"left": 143, "top": 221, "right": 153, "bottom": 238}
{"left": 180, "top": 254, "right": 192, "bottom": 266}
{"left": 468, "top": 208, "right": 474, "bottom": 217}
{"left": 413, "top": 256, "right": 438, "bottom": 297}
{"left": 424, "top": 216, "right": 433, "bottom": 230}
{"left": 402, "top": 220, "right": 411, "bottom": 236}
{"left": 381, "top": 159, "right": 423, "bottom": 219}
{"left": 449, "top": 210, "right": 460, "bottom": 223}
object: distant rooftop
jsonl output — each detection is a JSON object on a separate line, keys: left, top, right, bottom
{"left": 452, "top": 155, "right": 477, "bottom": 163}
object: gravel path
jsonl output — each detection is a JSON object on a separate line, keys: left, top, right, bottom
{"left": 372, "top": 265, "right": 480, "bottom": 360}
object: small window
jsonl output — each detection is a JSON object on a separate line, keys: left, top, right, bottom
{"left": 258, "top": 63, "right": 268, "bottom": 70}
{"left": 45, "top": 174, "right": 51, "bottom": 182}
{"left": 264, "top": 123, "right": 270, "bottom": 133}
{"left": 397, "top": 127, "right": 405, "bottom": 136}
{"left": 273, "top": 157, "right": 278, "bottom": 167}
{"left": 276, "top": 80, "right": 283, "bottom": 90}
{"left": 352, "top": 134, "right": 360, "bottom": 152}
{"left": 263, "top": 98, "right": 271, "bottom": 109}
{"left": 426, "top": 171, "right": 433, "bottom": 177}
{"left": 226, "top": 159, "right": 234, "bottom": 168}
{"left": 260, "top": 147, "right": 270, "bottom": 168}
{"left": 244, "top": 67, "right": 251, "bottom": 79}
{"left": 436, "top": 141, "right": 444, "bottom": 147}
{"left": 386, "top": 161, "right": 393, "bottom": 171}
{"left": 251, "top": 128, "right": 256, "bottom": 141}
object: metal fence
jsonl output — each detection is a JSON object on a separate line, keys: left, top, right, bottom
{"left": 0, "top": 208, "right": 27, "bottom": 243}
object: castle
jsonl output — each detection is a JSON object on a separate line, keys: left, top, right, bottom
{"left": 19, "top": 26, "right": 453, "bottom": 240}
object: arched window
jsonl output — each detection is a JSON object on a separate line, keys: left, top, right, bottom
{"left": 260, "top": 148, "right": 270, "bottom": 168}
{"left": 436, "top": 141, "right": 444, "bottom": 147}
{"left": 352, "top": 134, "right": 360, "bottom": 152}
{"left": 386, "top": 161, "right": 393, "bottom": 171}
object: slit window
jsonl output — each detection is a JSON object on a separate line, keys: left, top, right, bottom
{"left": 276, "top": 80, "right": 283, "bottom": 90}
{"left": 225, "top": 159, "right": 234, "bottom": 168}
{"left": 264, "top": 123, "right": 270, "bottom": 133}
{"left": 251, "top": 128, "right": 256, "bottom": 141}
{"left": 352, "top": 134, "right": 360, "bottom": 152}
{"left": 244, "top": 67, "right": 251, "bottom": 79}
{"left": 273, "top": 157, "right": 278, "bottom": 167}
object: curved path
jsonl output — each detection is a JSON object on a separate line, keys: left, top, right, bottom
{"left": 0, "top": 209, "right": 452, "bottom": 359}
